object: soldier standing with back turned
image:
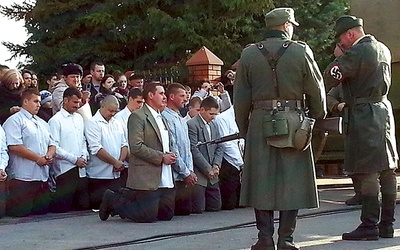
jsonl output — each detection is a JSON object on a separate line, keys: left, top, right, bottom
{"left": 324, "top": 15, "right": 398, "bottom": 241}
{"left": 234, "top": 7, "right": 326, "bottom": 250}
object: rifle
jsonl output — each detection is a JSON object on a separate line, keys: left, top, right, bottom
{"left": 196, "top": 133, "right": 242, "bottom": 147}
{"left": 314, "top": 117, "right": 343, "bottom": 135}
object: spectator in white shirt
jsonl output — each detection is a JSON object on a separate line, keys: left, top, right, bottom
{"left": 214, "top": 106, "right": 244, "bottom": 210}
{"left": 0, "top": 126, "right": 8, "bottom": 218}
{"left": 3, "top": 88, "right": 56, "bottom": 217}
{"left": 114, "top": 88, "right": 143, "bottom": 186}
{"left": 191, "top": 80, "right": 231, "bottom": 113}
{"left": 49, "top": 87, "right": 90, "bottom": 212}
{"left": 85, "top": 95, "right": 128, "bottom": 209}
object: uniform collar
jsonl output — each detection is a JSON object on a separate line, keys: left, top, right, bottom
{"left": 352, "top": 34, "right": 367, "bottom": 46}
{"left": 262, "top": 30, "right": 290, "bottom": 40}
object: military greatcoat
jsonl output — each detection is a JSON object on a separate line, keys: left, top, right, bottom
{"left": 324, "top": 35, "right": 398, "bottom": 173}
{"left": 234, "top": 30, "right": 326, "bottom": 210}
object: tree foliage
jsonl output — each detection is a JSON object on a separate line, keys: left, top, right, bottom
{"left": 1, "top": 0, "right": 348, "bottom": 80}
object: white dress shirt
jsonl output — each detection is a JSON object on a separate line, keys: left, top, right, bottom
{"left": 48, "top": 108, "right": 89, "bottom": 178}
{"left": 146, "top": 104, "right": 174, "bottom": 188}
{"left": 85, "top": 111, "right": 127, "bottom": 179}
{"left": 214, "top": 106, "right": 244, "bottom": 170}
{"left": 0, "top": 126, "right": 9, "bottom": 170}
{"left": 199, "top": 114, "right": 211, "bottom": 140}
{"left": 114, "top": 106, "right": 131, "bottom": 143}
{"left": 114, "top": 106, "right": 132, "bottom": 168}
{"left": 183, "top": 113, "right": 191, "bottom": 123}
{"left": 3, "top": 108, "right": 55, "bottom": 181}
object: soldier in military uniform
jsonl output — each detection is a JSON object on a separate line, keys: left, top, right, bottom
{"left": 327, "top": 84, "right": 362, "bottom": 206}
{"left": 234, "top": 8, "right": 326, "bottom": 250}
{"left": 324, "top": 16, "right": 398, "bottom": 241}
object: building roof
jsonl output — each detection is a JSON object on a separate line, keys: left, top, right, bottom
{"left": 186, "top": 46, "right": 223, "bottom": 66}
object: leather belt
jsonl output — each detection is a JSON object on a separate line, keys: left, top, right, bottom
{"left": 355, "top": 95, "right": 387, "bottom": 104}
{"left": 253, "top": 100, "right": 302, "bottom": 110}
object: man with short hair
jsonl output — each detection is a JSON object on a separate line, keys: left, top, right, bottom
{"left": 234, "top": 7, "right": 326, "bottom": 249}
{"left": 128, "top": 74, "right": 144, "bottom": 90}
{"left": 46, "top": 73, "right": 60, "bottom": 92}
{"left": 163, "top": 83, "right": 197, "bottom": 215}
{"left": 88, "top": 62, "right": 106, "bottom": 113}
{"left": 3, "top": 88, "right": 56, "bottom": 217}
{"left": 187, "top": 96, "right": 223, "bottom": 213}
{"left": 85, "top": 95, "right": 128, "bottom": 209}
{"left": 183, "top": 96, "right": 202, "bottom": 122}
{"left": 114, "top": 88, "right": 144, "bottom": 186}
{"left": 99, "top": 83, "right": 177, "bottom": 223}
{"left": 192, "top": 80, "right": 232, "bottom": 112}
{"left": 52, "top": 63, "right": 83, "bottom": 114}
{"left": 179, "top": 85, "right": 191, "bottom": 117}
{"left": 324, "top": 15, "right": 398, "bottom": 241}
{"left": 49, "top": 87, "right": 90, "bottom": 212}
{"left": 90, "top": 62, "right": 105, "bottom": 89}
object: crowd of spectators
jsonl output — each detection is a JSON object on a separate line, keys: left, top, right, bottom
{"left": 0, "top": 62, "right": 243, "bottom": 221}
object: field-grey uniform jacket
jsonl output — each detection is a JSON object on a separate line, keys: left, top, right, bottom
{"left": 324, "top": 35, "right": 398, "bottom": 173}
{"left": 234, "top": 30, "right": 326, "bottom": 210}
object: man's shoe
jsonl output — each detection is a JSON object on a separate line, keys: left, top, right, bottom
{"left": 345, "top": 194, "right": 362, "bottom": 206}
{"left": 99, "top": 189, "right": 115, "bottom": 221}
{"left": 342, "top": 225, "right": 379, "bottom": 241}
{"left": 378, "top": 224, "right": 394, "bottom": 238}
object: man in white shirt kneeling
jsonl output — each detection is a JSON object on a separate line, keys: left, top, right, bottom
{"left": 48, "top": 87, "right": 90, "bottom": 212}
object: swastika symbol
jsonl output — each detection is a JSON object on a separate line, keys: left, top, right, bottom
{"left": 330, "top": 65, "right": 342, "bottom": 81}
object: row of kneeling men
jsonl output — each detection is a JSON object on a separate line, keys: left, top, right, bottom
{"left": 0, "top": 83, "right": 244, "bottom": 221}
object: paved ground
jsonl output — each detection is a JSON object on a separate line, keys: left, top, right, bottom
{"left": 0, "top": 178, "right": 399, "bottom": 250}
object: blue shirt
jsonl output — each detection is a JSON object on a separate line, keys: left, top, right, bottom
{"left": 162, "top": 107, "right": 192, "bottom": 180}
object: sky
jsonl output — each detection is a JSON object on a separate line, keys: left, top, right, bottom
{"left": 0, "top": 0, "right": 29, "bottom": 68}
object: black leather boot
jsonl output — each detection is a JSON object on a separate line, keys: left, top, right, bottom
{"left": 277, "top": 210, "right": 299, "bottom": 250}
{"left": 251, "top": 209, "right": 275, "bottom": 250}
{"left": 345, "top": 193, "right": 362, "bottom": 206}
{"left": 379, "top": 194, "right": 397, "bottom": 238}
{"left": 342, "top": 195, "right": 379, "bottom": 240}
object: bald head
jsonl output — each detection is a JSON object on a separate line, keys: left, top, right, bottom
{"left": 100, "top": 95, "right": 119, "bottom": 121}
{"left": 101, "top": 95, "right": 119, "bottom": 108}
